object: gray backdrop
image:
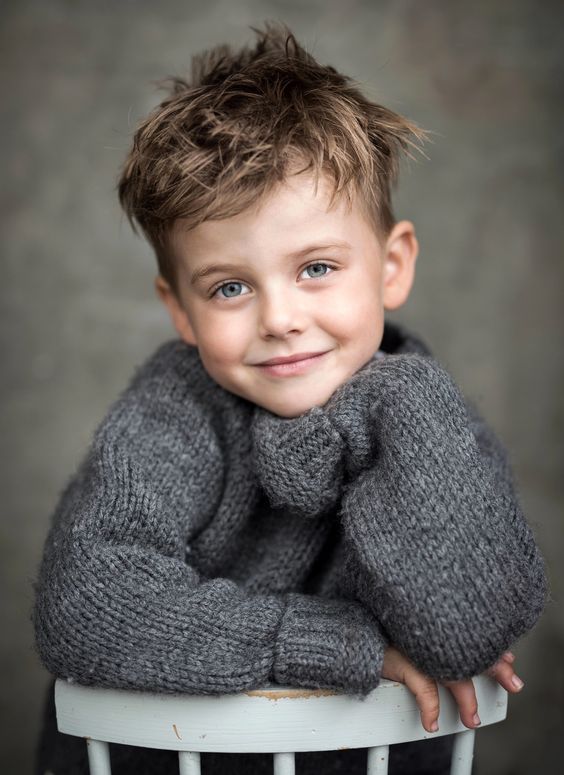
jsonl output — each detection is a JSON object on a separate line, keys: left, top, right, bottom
{"left": 2, "top": 1, "right": 562, "bottom": 773}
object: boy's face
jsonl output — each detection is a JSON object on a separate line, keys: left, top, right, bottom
{"left": 157, "top": 171, "right": 418, "bottom": 417}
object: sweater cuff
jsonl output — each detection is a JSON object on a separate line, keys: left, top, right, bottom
{"left": 272, "top": 593, "right": 385, "bottom": 697}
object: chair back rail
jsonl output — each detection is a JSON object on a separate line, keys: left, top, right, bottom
{"left": 55, "top": 675, "right": 506, "bottom": 775}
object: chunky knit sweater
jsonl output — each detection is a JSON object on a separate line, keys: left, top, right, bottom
{"left": 32, "top": 321, "right": 547, "bottom": 775}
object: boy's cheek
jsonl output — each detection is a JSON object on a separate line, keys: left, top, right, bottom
{"left": 194, "top": 319, "right": 247, "bottom": 363}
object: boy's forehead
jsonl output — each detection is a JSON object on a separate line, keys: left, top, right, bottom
{"left": 171, "top": 173, "right": 375, "bottom": 260}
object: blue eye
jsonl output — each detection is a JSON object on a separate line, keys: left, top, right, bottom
{"left": 301, "top": 263, "right": 333, "bottom": 279}
{"left": 215, "top": 281, "right": 249, "bottom": 299}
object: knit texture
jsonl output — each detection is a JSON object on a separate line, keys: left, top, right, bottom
{"left": 252, "top": 347, "right": 548, "bottom": 679}
{"left": 32, "top": 321, "right": 547, "bottom": 775}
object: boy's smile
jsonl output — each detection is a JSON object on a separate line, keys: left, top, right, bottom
{"left": 157, "top": 170, "right": 418, "bottom": 417}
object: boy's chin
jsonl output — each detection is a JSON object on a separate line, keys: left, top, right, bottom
{"left": 253, "top": 387, "right": 338, "bottom": 419}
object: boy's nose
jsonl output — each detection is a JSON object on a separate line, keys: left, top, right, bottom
{"left": 257, "top": 291, "right": 308, "bottom": 339}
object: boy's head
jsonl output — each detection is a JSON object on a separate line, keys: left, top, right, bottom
{"left": 118, "top": 22, "right": 425, "bottom": 417}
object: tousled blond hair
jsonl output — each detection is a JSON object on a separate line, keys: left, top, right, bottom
{"left": 117, "top": 21, "right": 427, "bottom": 294}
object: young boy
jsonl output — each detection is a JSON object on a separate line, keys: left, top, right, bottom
{"left": 33, "top": 22, "right": 547, "bottom": 775}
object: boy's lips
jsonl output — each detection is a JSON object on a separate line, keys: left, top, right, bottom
{"left": 255, "top": 351, "right": 329, "bottom": 366}
{"left": 253, "top": 350, "right": 331, "bottom": 377}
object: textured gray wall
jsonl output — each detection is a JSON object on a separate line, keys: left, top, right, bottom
{"left": 2, "top": 1, "right": 563, "bottom": 773}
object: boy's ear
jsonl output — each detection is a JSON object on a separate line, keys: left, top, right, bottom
{"left": 154, "top": 276, "right": 198, "bottom": 346}
{"left": 381, "top": 220, "right": 419, "bottom": 310}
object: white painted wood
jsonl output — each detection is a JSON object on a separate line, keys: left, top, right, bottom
{"left": 273, "top": 751, "right": 295, "bottom": 775}
{"left": 367, "top": 744, "right": 389, "bottom": 774}
{"left": 55, "top": 675, "right": 507, "bottom": 754}
{"left": 449, "top": 729, "right": 476, "bottom": 775}
{"left": 85, "top": 739, "right": 111, "bottom": 775}
{"left": 178, "top": 750, "right": 201, "bottom": 775}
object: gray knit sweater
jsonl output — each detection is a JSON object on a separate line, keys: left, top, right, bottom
{"left": 32, "top": 321, "right": 547, "bottom": 775}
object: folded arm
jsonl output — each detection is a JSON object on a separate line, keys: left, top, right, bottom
{"left": 324, "top": 354, "right": 548, "bottom": 680}
{"left": 33, "top": 354, "right": 386, "bottom": 697}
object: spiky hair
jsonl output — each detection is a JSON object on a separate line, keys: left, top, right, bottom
{"left": 117, "top": 21, "right": 426, "bottom": 293}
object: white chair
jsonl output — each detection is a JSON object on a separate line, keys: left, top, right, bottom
{"left": 55, "top": 674, "right": 507, "bottom": 775}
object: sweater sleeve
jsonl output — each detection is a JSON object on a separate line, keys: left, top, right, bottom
{"left": 325, "top": 353, "right": 548, "bottom": 681}
{"left": 32, "top": 348, "right": 385, "bottom": 698}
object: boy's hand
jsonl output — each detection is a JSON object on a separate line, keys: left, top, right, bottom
{"left": 382, "top": 646, "right": 524, "bottom": 733}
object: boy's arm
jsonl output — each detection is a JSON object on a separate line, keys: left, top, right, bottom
{"left": 324, "top": 353, "right": 548, "bottom": 681}
{"left": 32, "top": 349, "right": 386, "bottom": 697}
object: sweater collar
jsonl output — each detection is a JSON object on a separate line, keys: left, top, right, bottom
{"left": 250, "top": 322, "right": 433, "bottom": 517}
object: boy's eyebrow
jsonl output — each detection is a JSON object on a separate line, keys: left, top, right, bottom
{"left": 189, "top": 240, "right": 351, "bottom": 285}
